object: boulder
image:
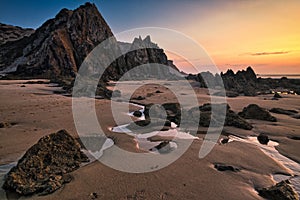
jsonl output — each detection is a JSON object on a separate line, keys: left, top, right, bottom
{"left": 238, "top": 104, "right": 277, "bottom": 122}
{"left": 257, "top": 134, "right": 270, "bottom": 145}
{"left": 2, "top": 130, "right": 89, "bottom": 195}
{"left": 225, "top": 110, "right": 253, "bottom": 130}
{"left": 144, "top": 103, "right": 181, "bottom": 125}
{"left": 188, "top": 103, "right": 253, "bottom": 130}
{"left": 257, "top": 180, "right": 299, "bottom": 200}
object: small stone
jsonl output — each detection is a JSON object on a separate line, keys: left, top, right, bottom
{"left": 214, "top": 163, "right": 240, "bottom": 172}
{"left": 89, "top": 192, "right": 98, "bottom": 199}
{"left": 133, "top": 110, "right": 142, "bottom": 117}
{"left": 220, "top": 138, "right": 229, "bottom": 144}
{"left": 0, "top": 122, "right": 10, "bottom": 128}
{"left": 134, "top": 96, "right": 145, "bottom": 100}
{"left": 257, "top": 134, "right": 269, "bottom": 145}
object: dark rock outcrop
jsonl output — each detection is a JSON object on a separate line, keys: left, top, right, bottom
{"left": 257, "top": 180, "right": 299, "bottom": 200}
{"left": 212, "top": 90, "right": 239, "bottom": 98}
{"left": 187, "top": 67, "right": 300, "bottom": 98}
{"left": 186, "top": 66, "right": 259, "bottom": 96}
{"left": 225, "top": 110, "right": 253, "bottom": 130}
{"left": 270, "top": 108, "right": 298, "bottom": 116}
{"left": 2, "top": 130, "right": 89, "bottom": 195}
{"left": 0, "top": 23, "right": 34, "bottom": 45}
{"left": 257, "top": 134, "right": 270, "bottom": 145}
{"left": 119, "top": 35, "right": 180, "bottom": 80}
{"left": 0, "top": 2, "right": 179, "bottom": 98}
{"left": 0, "top": 122, "right": 11, "bottom": 128}
{"left": 238, "top": 104, "right": 277, "bottom": 122}
{"left": 274, "top": 92, "right": 283, "bottom": 98}
{"left": 144, "top": 103, "right": 181, "bottom": 125}
{"left": 214, "top": 163, "right": 240, "bottom": 172}
{"left": 0, "top": 3, "right": 118, "bottom": 79}
{"left": 188, "top": 103, "right": 253, "bottom": 130}
{"left": 1, "top": 4, "right": 182, "bottom": 98}
{"left": 221, "top": 67, "right": 258, "bottom": 96}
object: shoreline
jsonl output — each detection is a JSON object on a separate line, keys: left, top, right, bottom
{"left": 0, "top": 79, "right": 299, "bottom": 199}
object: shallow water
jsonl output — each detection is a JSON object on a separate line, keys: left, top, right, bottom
{"left": 229, "top": 135, "right": 300, "bottom": 195}
{"left": 0, "top": 162, "right": 17, "bottom": 200}
{"left": 111, "top": 103, "right": 199, "bottom": 153}
{"left": 82, "top": 138, "right": 115, "bottom": 162}
{"left": 128, "top": 102, "right": 146, "bottom": 121}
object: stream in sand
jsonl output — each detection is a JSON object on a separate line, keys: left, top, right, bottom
{"left": 111, "top": 102, "right": 300, "bottom": 195}
{"left": 0, "top": 102, "right": 299, "bottom": 198}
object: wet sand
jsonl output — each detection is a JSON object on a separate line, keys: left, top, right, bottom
{"left": 0, "top": 80, "right": 299, "bottom": 199}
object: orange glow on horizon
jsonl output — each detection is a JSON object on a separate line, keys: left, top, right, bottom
{"left": 163, "top": 1, "right": 300, "bottom": 75}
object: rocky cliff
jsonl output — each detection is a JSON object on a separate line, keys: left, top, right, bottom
{"left": 0, "top": 3, "right": 180, "bottom": 88}
{"left": 0, "top": 3, "right": 116, "bottom": 79}
{"left": 0, "top": 23, "right": 34, "bottom": 45}
{"left": 119, "top": 35, "right": 180, "bottom": 80}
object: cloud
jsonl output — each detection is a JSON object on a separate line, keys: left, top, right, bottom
{"left": 242, "top": 51, "right": 290, "bottom": 56}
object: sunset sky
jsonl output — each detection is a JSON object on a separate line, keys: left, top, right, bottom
{"left": 0, "top": 0, "right": 299, "bottom": 75}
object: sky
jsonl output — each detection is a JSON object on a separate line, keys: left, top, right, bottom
{"left": 0, "top": 0, "right": 300, "bottom": 75}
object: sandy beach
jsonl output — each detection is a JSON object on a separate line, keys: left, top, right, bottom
{"left": 0, "top": 80, "right": 299, "bottom": 200}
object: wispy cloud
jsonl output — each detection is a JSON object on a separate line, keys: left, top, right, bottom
{"left": 241, "top": 51, "right": 291, "bottom": 56}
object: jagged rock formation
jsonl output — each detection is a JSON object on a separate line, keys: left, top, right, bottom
{"left": 186, "top": 67, "right": 258, "bottom": 96}
{"left": 118, "top": 35, "right": 180, "bottom": 80}
{"left": 221, "top": 67, "right": 258, "bottom": 96}
{"left": 2, "top": 130, "right": 89, "bottom": 195}
{"left": 187, "top": 67, "right": 300, "bottom": 97}
{"left": 0, "top": 23, "right": 34, "bottom": 45}
{"left": 0, "top": 3, "right": 180, "bottom": 98}
{"left": 0, "top": 3, "right": 116, "bottom": 79}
